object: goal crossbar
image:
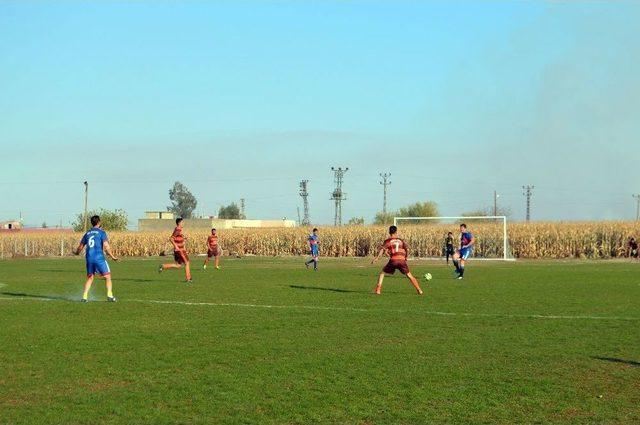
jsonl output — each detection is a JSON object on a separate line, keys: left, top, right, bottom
{"left": 393, "top": 216, "right": 511, "bottom": 261}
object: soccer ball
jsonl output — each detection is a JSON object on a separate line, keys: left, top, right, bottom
{"left": 424, "top": 273, "right": 432, "bottom": 281}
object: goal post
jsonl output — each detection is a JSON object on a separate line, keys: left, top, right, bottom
{"left": 392, "top": 215, "right": 513, "bottom": 261}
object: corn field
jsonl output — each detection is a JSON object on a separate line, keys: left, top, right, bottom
{"left": 1, "top": 222, "right": 639, "bottom": 259}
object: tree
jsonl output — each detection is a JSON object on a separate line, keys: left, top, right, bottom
{"left": 348, "top": 217, "right": 365, "bottom": 226}
{"left": 397, "top": 201, "right": 439, "bottom": 218}
{"left": 374, "top": 201, "right": 440, "bottom": 225}
{"left": 72, "top": 208, "right": 128, "bottom": 232}
{"left": 168, "top": 181, "right": 197, "bottom": 219}
{"left": 42, "top": 222, "right": 47, "bottom": 228}
{"left": 218, "top": 203, "right": 241, "bottom": 219}
{"left": 373, "top": 211, "right": 395, "bottom": 225}
{"left": 461, "top": 209, "right": 488, "bottom": 218}
{"left": 461, "top": 206, "right": 512, "bottom": 220}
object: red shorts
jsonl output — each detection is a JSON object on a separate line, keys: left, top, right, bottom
{"left": 207, "top": 247, "right": 220, "bottom": 257}
{"left": 174, "top": 251, "right": 189, "bottom": 265}
{"left": 383, "top": 259, "right": 410, "bottom": 275}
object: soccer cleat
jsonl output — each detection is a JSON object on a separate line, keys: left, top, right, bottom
{"left": 158, "top": 265, "right": 164, "bottom": 273}
{"left": 203, "top": 264, "right": 207, "bottom": 270}
{"left": 107, "top": 296, "right": 117, "bottom": 302}
{"left": 457, "top": 276, "right": 463, "bottom": 280}
{"left": 215, "top": 266, "right": 220, "bottom": 270}
{"left": 186, "top": 279, "right": 193, "bottom": 283}
{"left": 80, "top": 298, "right": 88, "bottom": 303}
{"left": 417, "top": 289, "right": 424, "bottom": 295}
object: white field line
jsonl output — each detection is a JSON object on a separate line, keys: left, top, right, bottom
{"left": 0, "top": 296, "right": 638, "bottom": 321}
{"left": 128, "top": 299, "right": 370, "bottom": 312}
{"left": 130, "top": 299, "right": 640, "bottom": 321}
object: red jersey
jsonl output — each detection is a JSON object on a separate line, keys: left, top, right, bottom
{"left": 382, "top": 237, "right": 408, "bottom": 260}
{"left": 207, "top": 234, "right": 218, "bottom": 249}
{"left": 172, "top": 227, "right": 186, "bottom": 252}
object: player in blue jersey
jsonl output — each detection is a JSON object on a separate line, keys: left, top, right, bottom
{"left": 452, "top": 223, "right": 475, "bottom": 279}
{"left": 73, "top": 215, "right": 119, "bottom": 302}
{"left": 304, "top": 228, "right": 319, "bottom": 271}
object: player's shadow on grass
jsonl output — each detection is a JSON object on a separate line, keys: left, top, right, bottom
{"left": 1, "top": 291, "right": 69, "bottom": 301}
{"left": 592, "top": 356, "right": 640, "bottom": 367}
{"left": 118, "top": 278, "right": 157, "bottom": 283}
{"left": 36, "top": 269, "right": 71, "bottom": 273}
{"left": 288, "top": 284, "right": 364, "bottom": 293}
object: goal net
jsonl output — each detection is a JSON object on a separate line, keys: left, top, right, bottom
{"left": 392, "top": 216, "right": 515, "bottom": 261}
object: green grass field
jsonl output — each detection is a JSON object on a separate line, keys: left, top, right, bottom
{"left": 1, "top": 257, "right": 639, "bottom": 424}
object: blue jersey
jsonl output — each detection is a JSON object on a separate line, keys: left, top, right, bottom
{"left": 460, "top": 232, "right": 473, "bottom": 249}
{"left": 81, "top": 227, "right": 108, "bottom": 263}
{"left": 308, "top": 234, "right": 319, "bottom": 254}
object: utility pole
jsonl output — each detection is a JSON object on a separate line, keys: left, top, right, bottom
{"left": 493, "top": 190, "right": 499, "bottom": 216}
{"left": 379, "top": 173, "right": 391, "bottom": 214}
{"left": 633, "top": 194, "right": 640, "bottom": 221}
{"left": 299, "top": 180, "right": 310, "bottom": 226}
{"left": 522, "top": 185, "right": 534, "bottom": 222}
{"left": 330, "top": 167, "right": 348, "bottom": 226}
{"left": 240, "top": 198, "right": 246, "bottom": 219}
{"left": 83, "top": 181, "right": 89, "bottom": 232}
{"left": 296, "top": 207, "right": 301, "bottom": 226}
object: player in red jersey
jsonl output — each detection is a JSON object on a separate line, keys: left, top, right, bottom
{"left": 203, "top": 228, "right": 221, "bottom": 270}
{"left": 158, "top": 217, "right": 192, "bottom": 282}
{"left": 371, "top": 225, "right": 423, "bottom": 295}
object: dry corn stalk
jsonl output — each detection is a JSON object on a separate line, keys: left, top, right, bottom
{"left": 1, "top": 222, "right": 638, "bottom": 259}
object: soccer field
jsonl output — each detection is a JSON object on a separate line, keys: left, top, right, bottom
{"left": 1, "top": 257, "right": 639, "bottom": 424}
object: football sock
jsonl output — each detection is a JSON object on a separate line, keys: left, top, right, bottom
{"left": 313, "top": 260, "right": 318, "bottom": 270}
{"left": 410, "top": 277, "right": 422, "bottom": 293}
{"left": 107, "top": 290, "right": 113, "bottom": 298}
{"left": 459, "top": 266, "right": 465, "bottom": 277}
{"left": 452, "top": 260, "right": 460, "bottom": 272}
{"left": 82, "top": 291, "right": 88, "bottom": 300}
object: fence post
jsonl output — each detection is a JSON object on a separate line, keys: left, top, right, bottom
{"left": 24, "top": 239, "right": 28, "bottom": 257}
{"left": 60, "top": 237, "right": 64, "bottom": 257}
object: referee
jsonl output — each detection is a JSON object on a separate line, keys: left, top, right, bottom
{"left": 444, "top": 232, "right": 455, "bottom": 264}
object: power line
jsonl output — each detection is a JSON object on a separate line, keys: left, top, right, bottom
{"left": 299, "top": 180, "right": 310, "bottom": 226}
{"left": 522, "top": 185, "right": 534, "bottom": 222}
{"left": 330, "top": 167, "right": 348, "bottom": 226}
{"left": 379, "top": 173, "right": 391, "bottom": 214}
{"left": 0, "top": 175, "right": 324, "bottom": 185}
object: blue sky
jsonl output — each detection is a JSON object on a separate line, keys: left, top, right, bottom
{"left": 1, "top": 1, "right": 639, "bottom": 227}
